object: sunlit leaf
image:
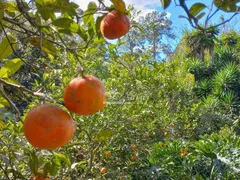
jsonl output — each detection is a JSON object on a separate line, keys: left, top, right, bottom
{"left": 0, "top": 36, "right": 16, "bottom": 60}
{"left": 111, "top": 0, "right": 127, "bottom": 14}
{"left": 88, "top": 1, "right": 97, "bottom": 10}
{"left": 160, "top": 0, "right": 171, "bottom": 10}
{"left": 96, "top": 129, "right": 113, "bottom": 142}
{"left": 196, "top": 12, "right": 206, "bottom": 20}
{"left": 55, "top": 153, "right": 71, "bottom": 166}
{"left": 0, "top": 96, "right": 10, "bottom": 108}
{"left": 0, "top": 58, "right": 24, "bottom": 78}
{"left": 35, "top": 0, "right": 79, "bottom": 18}
{"left": 28, "top": 37, "right": 57, "bottom": 55}
{"left": 214, "top": 0, "right": 240, "bottom": 12}
{"left": 95, "top": 15, "right": 105, "bottom": 38}
{"left": 189, "top": 3, "right": 207, "bottom": 16}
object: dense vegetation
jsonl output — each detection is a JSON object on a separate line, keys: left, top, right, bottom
{"left": 0, "top": 0, "right": 239, "bottom": 179}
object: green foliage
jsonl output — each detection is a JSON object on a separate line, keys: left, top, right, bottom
{"left": 160, "top": 0, "right": 171, "bottom": 9}
{"left": 189, "top": 3, "right": 207, "bottom": 17}
{"left": 0, "top": 36, "right": 16, "bottom": 60}
{"left": 149, "top": 127, "right": 240, "bottom": 179}
{"left": 214, "top": 0, "right": 240, "bottom": 12}
{"left": 0, "top": 58, "right": 24, "bottom": 78}
{"left": 0, "top": 0, "right": 239, "bottom": 179}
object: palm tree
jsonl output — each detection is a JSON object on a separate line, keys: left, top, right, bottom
{"left": 184, "top": 27, "right": 219, "bottom": 61}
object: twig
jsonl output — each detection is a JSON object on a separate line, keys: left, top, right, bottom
{"left": 0, "top": 21, "right": 39, "bottom": 72}
{"left": 0, "top": 86, "right": 21, "bottom": 121}
{"left": 179, "top": 0, "right": 204, "bottom": 30}
{"left": 15, "top": 0, "right": 39, "bottom": 27}
{"left": 211, "top": 12, "right": 239, "bottom": 29}
{"left": 205, "top": 1, "right": 215, "bottom": 28}
{"left": 0, "top": 163, "right": 11, "bottom": 180}
{"left": 206, "top": 9, "right": 219, "bottom": 27}
{"left": 0, "top": 78, "right": 45, "bottom": 98}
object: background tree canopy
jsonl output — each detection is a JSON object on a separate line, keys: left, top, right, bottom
{"left": 0, "top": 0, "right": 240, "bottom": 179}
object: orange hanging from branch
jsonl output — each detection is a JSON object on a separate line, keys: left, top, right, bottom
{"left": 100, "top": 10, "right": 130, "bottom": 40}
{"left": 24, "top": 104, "right": 75, "bottom": 150}
{"left": 64, "top": 75, "right": 106, "bottom": 115}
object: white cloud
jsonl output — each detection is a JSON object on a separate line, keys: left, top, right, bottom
{"left": 73, "top": 0, "right": 171, "bottom": 17}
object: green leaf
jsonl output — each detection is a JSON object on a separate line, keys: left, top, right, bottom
{"left": 0, "top": 95, "right": 10, "bottom": 108}
{"left": 43, "top": 162, "right": 51, "bottom": 177}
{"left": 196, "top": 12, "right": 206, "bottom": 20}
{"left": 0, "top": 36, "right": 16, "bottom": 60}
{"left": 53, "top": 18, "right": 81, "bottom": 33}
{"left": 0, "top": 118, "right": 5, "bottom": 128}
{"left": 87, "top": 1, "right": 97, "bottom": 10}
{"left": 28, "top": 37, "right": 57, "bottom": 55}
{"left": 5, "top": 2, "right": 18, "bottom": 12}
{"left": 95, "top": 15, "right": 105, "bottom": 39}
{"left": 83, "top": 10, "right": 95, "bottom": 26}
{"left": 111, "top": 0, "right": 127, "bottom": 14}
{"left": 96, "top": 129, "right": 113, "bottom": 142}
{"left": 0, "top": 58, "right": 24, "bottom": 78}
{"left": 38, "top": 7, "right": 56, "bottom": 21}
{"left": 0, "top": 10, "right": 3, "bottom": 20}
{"left": 189, "top": 3, "right": 207, "bottom": 16}
{"left": 77, "top": 25, "right": 88, "bottom": 41}
{"left": 2, "top": 78, "right": 20, "bottom": 85}
{"left": 55, "top": 153, "right": 71, "bottom": 166}
{"left": 131, "top": 24, "right": 144, "bottom": 32}
{"left": 52, "top": 18, "right": 75, "bottom": 28}
{"left": 35, "top": 0, "right": 79, "bottom": 17}
{"left": 214, "top": 0, "right": 240, "bottom": 12}
{"left": 160, "top": 0, "right": 171, "bottom": 9}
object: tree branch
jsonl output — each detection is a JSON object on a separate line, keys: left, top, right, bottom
{"left": 205, "top": 1, "right": 215, "bottom": 28}
{"left": 212, "top": 12, "right": 239, "bottom": 29}
{"left": 0, "top": 78, "right": 44, "bottom": 98}
{"left": 0, "top": 86, "right": 21, "bottom": 121}
{"left": 15, "top": 0, "right": 39, "bottom": 27}
{"left": 179, "top": 0, "right": 204, "bottom": 30}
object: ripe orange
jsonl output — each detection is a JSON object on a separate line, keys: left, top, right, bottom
{"left": 64, "top": 75, "right": 106, "bottom": 115}
{"left": 24, "top": 104, "right": 75, "bottom": 150}
{"left": 183, "top": 150, "right": 189, "bottom": 156}
{"left": 180, "top": 150, "right": 189, "bottom": 158}
{"left": 105, "top": 151, "right": 111, "bottom": 157}
{"left": 130, "top": 155, "right": 137, "bottom": 161}
{"left": 131, "top": 144, "right": 137, "bottom": 151}
{"left": 162, "top": 143, "right": 167, "bottom": 147}
{"left": 101, "top": 167, "right": 107, "bottom": 174}
{"left": 33, "top": 169, "right": 50, "bottom": 180}
{"left": 100, "top": 10, "right": 130, "bottom": 40}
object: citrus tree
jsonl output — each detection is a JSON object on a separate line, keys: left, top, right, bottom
{"left": 0, "top": 0, "right": 240, "bottom": 179}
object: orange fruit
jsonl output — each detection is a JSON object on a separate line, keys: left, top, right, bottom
{"left": 105, "top": 151, "right": 111, "bottom": 157}
{"left": 33, "top": 169, "right": 50, "bottom": 180}
{"left": 24, "top": 104, "right": 75, "bottom": 150}
{"left": 100, "top": 10, "right": 130, "bottom": 40}
{"left": 130, "top": 155, "right": 137, "bottom": 161}
{"left": 131, "top": 144, "right": 137, "bottom": 151}
{"left": 64, "top": 75, "right": 106, "bottom": 115}
{"left": 180, "top": 150, "right": 189, "bottom": 158}
{"left": 183, "top": 150, "right": 189, "bottom": 156}
{"left": 101, "top": 167, "right": 107, "bottom": 174}
{"left": 162, "top": 143, "right": 167, "bottom": 147}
